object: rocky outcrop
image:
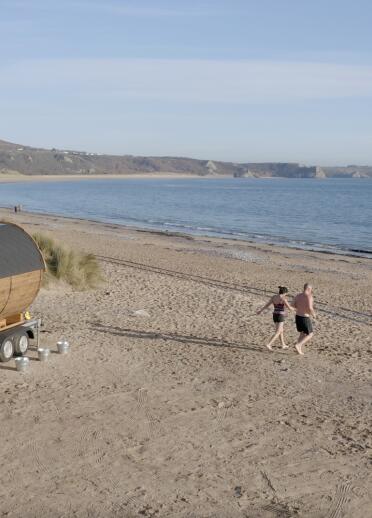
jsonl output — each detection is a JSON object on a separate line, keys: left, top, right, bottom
{"left": 233, "top": 169, "right": 256, "bottom": 178}
{"left": 206, "top": 160, "right": 217, "bottom": 174}
{"left": 314, "top": 166, "right": 326, "bottom": 178}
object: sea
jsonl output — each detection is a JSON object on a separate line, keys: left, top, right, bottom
{"left": 0, "top": 177, "right": 371, "bottom": 258}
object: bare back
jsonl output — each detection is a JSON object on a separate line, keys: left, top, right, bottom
{"left": 294, "top": 292, "right": 313, "bottom": 317}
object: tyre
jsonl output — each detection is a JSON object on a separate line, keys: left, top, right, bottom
{"left": 0, "top": 336, "right": 14, "bottom": 362}
{"left": 13, "top": 331, "right": 30, "bottom": 355}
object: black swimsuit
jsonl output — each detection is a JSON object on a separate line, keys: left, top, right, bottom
{"left": 273, "top": 300, "right": 286, "bottom": 323}
{"left": 273, "top": 302, "right": 285, "bottom": 314}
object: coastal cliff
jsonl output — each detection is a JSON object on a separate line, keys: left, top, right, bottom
{"left": 0, "top": 139, "right": 371, "bottom": 178}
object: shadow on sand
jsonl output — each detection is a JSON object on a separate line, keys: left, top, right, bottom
{"left": 90, "top": 322, "right": 263, "bottom": 354}
{"left": 0, "top": 363, "right": 17, "bottom": 371}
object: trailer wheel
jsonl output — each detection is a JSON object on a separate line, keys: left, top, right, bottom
{"left": 0, "top": 337, "right": 14, "bottom": 362}
{"left": 13, "top": 332, "right": 30, "bottom": 355}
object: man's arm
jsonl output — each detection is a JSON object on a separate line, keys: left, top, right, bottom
{"left": 309, "top": 296, "right": 316, "bottom": 318}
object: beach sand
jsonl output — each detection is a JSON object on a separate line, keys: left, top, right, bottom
{"left": 0, "top": 208, "right": 371, "bottom": 517}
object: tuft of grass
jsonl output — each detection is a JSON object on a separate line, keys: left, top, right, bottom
{"left": 33, "top": 232, "right": 103, "bottom": 290}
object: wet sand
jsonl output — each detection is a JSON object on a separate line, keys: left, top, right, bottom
{"left": 0, "top": 208, "right": 371, "bottom": 517}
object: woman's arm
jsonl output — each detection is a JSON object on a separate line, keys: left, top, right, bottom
{"left": 256, "top": 297, "right": 273, "bottom": 315}
{"left": 283, "top": 298, "right": 295, "bottom": 312}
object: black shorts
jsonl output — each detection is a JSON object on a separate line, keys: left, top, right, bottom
{"left": 296, "top": 315, "right": 313, "bottom": 335}
{"left": 273, "top": 313, "right": 285, "bottom": 323}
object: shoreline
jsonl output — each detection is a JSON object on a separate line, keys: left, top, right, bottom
{"left": 1, "top": 205, "right": 371, "bottom": 260}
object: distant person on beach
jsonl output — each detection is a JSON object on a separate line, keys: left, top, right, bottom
{"left": 256, "top": 286, "right": 294, "bottom": 351}
{"left": 293, "top": 283, "right": 316, "bottom": 355}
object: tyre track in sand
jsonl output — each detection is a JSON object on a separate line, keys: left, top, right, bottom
{"left": 97, "top": 255, "right": 372, "bottom": 327}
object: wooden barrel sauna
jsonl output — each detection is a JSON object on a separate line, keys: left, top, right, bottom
{"left": 0, "top": 223, "right": 45, "bottom": 328}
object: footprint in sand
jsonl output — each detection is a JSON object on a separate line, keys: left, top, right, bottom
{"left": 72, "top": 426, "right": 94, "bottom": 458}
{"left": 109, "top": 486, "right": 156, "bottom": 517}
{"left": 28, "top": 440, "right": 54, "bottom": 477}
{"left": 51, "top": 399, "right": 64, "bottom": 424}
{"left": 209, "top": 400, "right": 232, "bottom": 439}
{"left": 6, "top": 467, "right": 17, "bottom": 484}
{"left": 325, "top": 481, "right": 352, "bottom": 518}
{"left": 216, "top": 401, "right": 230, "bottom": 427}
{"left": 11, "top": 500, "right": 51, "bottom": 518}
{"left": 262, "top": 502, "right": 292, "bottom": 517}
{"left": 136, "top": 388, "right": 164, "bottom": 439}
{"left": 73, "top": 426, "right": 116, "bottom": 473}
{"left": 86, "top": 504, "right": 102, "bottom": 518}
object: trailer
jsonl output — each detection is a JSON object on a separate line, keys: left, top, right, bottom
{"left": 0, "top": 223, "right": 45, "bottom": 361}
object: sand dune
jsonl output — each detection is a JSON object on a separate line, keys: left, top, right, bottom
{"left": 0, "top": 208, "right": 371, "bottom": 517}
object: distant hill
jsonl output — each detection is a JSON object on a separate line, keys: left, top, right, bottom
{"left": 0, "top": 139, "right": 371, "bottom": 178}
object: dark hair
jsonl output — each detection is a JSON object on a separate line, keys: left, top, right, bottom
{"left": 278, "top": 286, "right": 288, "bottom": 295}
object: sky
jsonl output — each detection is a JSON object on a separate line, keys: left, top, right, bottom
{"left": 1, "top": 0, "right": 372, "bottom": 165}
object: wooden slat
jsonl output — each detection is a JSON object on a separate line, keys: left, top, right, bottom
{"left": 0, "top": 320, "right": 25, "bottom": 331}
{"left": 6, "top": 313, "right": 23, "bottom": 325}
{"left": 0, "top": 270, "right": 43, "bottom": 319}
{"left": 0, "top": 277, "right": 11, "bottom": 316}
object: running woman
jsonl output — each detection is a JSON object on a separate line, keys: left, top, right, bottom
{"left": 256, "top": 286, "right": 295, "bottom": 351}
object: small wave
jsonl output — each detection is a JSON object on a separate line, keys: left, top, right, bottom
{"left": 350, "top": 248, "right": 372, "bottom": 255}
{"left": 150, "top": 223, "right": 372, "bottom": 257}
{"left": 164, "top": 222, "right": 194, "bottom": 229}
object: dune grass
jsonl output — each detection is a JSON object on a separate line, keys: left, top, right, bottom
{"left": 33, "top": 232, "right": 103, "bottom": 290}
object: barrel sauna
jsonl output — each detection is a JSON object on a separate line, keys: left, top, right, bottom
{"left": 0, "top": 223, "right": 45, "bottom": 361}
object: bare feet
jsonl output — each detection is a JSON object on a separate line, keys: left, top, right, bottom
{"left": 295, "top": 343, "right": 304, "bottom": 355}
{"left": 282, "top": 344, "right": 289, "bottom": 350}
{"left": 266, "top": 344, "right": 273, "bottom": 351}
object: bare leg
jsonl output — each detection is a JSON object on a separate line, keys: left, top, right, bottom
{"left": 295, "top": 333, "right": 305, "bottom": 355}
{"left": 266, "top": 323, "right": 284, "bottom": 351}
{"left": 280, "top": 330, "right": 288, "bottom": 349}
{"left": 295, "top": 332, "right": 314, "bottom": 355}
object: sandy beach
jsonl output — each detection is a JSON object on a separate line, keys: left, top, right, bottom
{"left": 0, "top": 208, "right": 371, "bottom": 517}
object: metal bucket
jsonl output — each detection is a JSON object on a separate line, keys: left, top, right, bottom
{"left": 38, "top": 348, "right": 50, "bottom": 362}
{"left": 15, "top": 357, "right": 30, "bottom": 372}
{"left": 57, "top": 340, "right": 70, "bottom": 354}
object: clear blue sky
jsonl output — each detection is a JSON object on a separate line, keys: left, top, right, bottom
{"left": 1, "top": 0, "right": 372, "bottom": 164}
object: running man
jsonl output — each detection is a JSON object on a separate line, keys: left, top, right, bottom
{"left": 293, "top": 283, "right": 316, "bottom": 355}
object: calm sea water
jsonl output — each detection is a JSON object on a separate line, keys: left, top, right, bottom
{"left": 0, "top": 178, "right": 371, "bottom": 257}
